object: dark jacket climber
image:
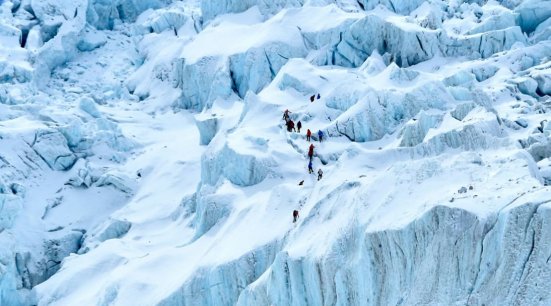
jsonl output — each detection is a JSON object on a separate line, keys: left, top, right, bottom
{"left": 297, "top": 121, "right": 302, "bottom": 133}
{"left": 306, "top": 129, "right": 311, "bottom": 141}
{"left": 318, "top": 168, "right": 323, "bottom": 181}
{"left": 293, "top": 210, "right": 299, "bottom": 223}
{"left": 308, "top": 160, "right": 313, "bottom": 174}
{"left": 317, "top": 93, "right": 320, "bottom": 100}
{"left": 289, "top": 120, "right": 296, "bottom": 132}
{"left": 298, "top": 180, "right": 304, "bottom": 186}
{"left": 286, "top": 120, "right": 296, "bottom": 132}
{"left": 283, "top": 109, "right": 291, "bottom": 121}
{"left": 308, "top": 144, "right": 314, "bottom": 159}
{"left": 310, "top": 95, "right": 315, "bottom": 102}
{"left": 318, "top": 130, "right": 324, "bottom": 142}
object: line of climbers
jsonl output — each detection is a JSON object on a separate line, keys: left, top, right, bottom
{"left": 283, "top": 95, "right": 325, "bottom": 224}
{"left": 309, "top": 93, "right": 321, "bottom": 103}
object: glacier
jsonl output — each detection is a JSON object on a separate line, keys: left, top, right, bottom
{"left": 0, "top": 0, "right": 550, "bottom": 305}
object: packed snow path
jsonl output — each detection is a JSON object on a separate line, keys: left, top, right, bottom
{"left": 0, "top": 0, "right": 551, "bottom": 305}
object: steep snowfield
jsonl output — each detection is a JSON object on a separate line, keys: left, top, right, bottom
{"left": 1, "top": 0, "right": 551, "bottom": 305}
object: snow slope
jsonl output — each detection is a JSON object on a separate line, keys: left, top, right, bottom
{"left": 0, "top": 0, "right": 551, "bottom": 305}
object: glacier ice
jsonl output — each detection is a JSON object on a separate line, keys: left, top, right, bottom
{"left": 357, "top": 50, "right": 387, "bottom": 75}
{"left": 229, "top": 42, "right": 307, "bottom": 98}
{"left": 80, "top": 219, "right": 131, "bottom": 253}
{"left": 236, "top": 193, "right": 551, "bottom": 306}
{"left": 78, "top": 96, "right": 102, "bottom": 118}
{"left": 174, "top": 37, "right": 306, "bottom": 111}
{"left": 399, "top": 111, "right": 443, "bottom": 147}
{"left": 471, "top": 65, "right": 499, "bottom": 82}
{"left": 451, "top": 102, "right": 477, "bottom": 121}
{"left": 86, "top": 0, "right": 167, "bottom": 30}
{"left": 0, "top": 194, "right": 22, "bottom": 232}
{"left": 515, "top": 0, "right": 551, "bottom": 33}
{"left": 136, "top": 3, "right": 196, "bottom": 34}
{"left": 448, "top": 86, "right": 474, "bottom": 101}
{"left": 94, "top": 171, "right": 135, "bottom": 194}
{"left": 358, "top": 0, "right": 425, "bottom": 15}
{"left": 201, "top": 0, "right": 303, "bottom": 22}
{"left": 36, "top": 232, "right": 84, "bottom": 286}
{"left": 514, "top": 76, "right": 539, "bottom": 97}
{"left": 443, "top": 70, "right": 476, "bottom": 87}
{"left": 532, "top": 17, "right": 551, "bottom": 42}
{"left": 201, "top": 141, "right": 275, "bottom": 187}
{"left": 335, "top": 13, "right": 441, "bottom": 67}
{"left": 527, "top": 136, "right": 551, "bottom": 162}
{"left": 31, "top": 0, "right": 88, "bottom": 85}
{"left": 196, "top": 114, "right": 219, "bottom": 146}
{"left": 76, "top": 28, "right": 107, "bottom": 52}
{"left": 532, "top": 68, "right": 551, "bottom": 95}
{"left": 31, "top": 130, "right": 77, "bottom": 171}
{"left": 467, "top": 7, "right": 517, "bottom": 35}
{"left": 329, "top": 81, "right": 451, "bottom": 142}
{"left": 173, "top": 56, "right": 235, "bottom": 111}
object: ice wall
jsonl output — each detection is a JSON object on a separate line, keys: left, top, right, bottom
{"left": 237, "top": 194, "right": 551, "bottom": 306}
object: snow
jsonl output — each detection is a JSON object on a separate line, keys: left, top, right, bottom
{"left": 0, "top": 0, "right": 549, "bottom": 305}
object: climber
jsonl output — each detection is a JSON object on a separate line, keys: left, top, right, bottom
{"left": 308, "top": 160, "right": 313, "bottom": 174}
{"left": 290, "top": 120, "right": 296, "bottom": 132}
{"left": 283, "top": 109, "right": 291, "bottom": 122}
{"left": 310, "top": 95, "right": 315, "bottom": 102}
{"left": 306, "top": 129, "right": 312, "bottom": 142}
{"left": 298, "top": 180, "right": 304, "bottom": 186}
{"left": 318, "top": 130, "right": 324, "bottom": 142}
{"left": 297, "top": 121, "right": 302, "bottom": 133}
{"left": 317, "top": 93, "right": 320, "bottom": 100}
{"left": 293, "top": 210, "right": 299, "bottom": 223}
{"left": 286, "top": 120, "right": 296, "bottom": 132}
{"left": 308, "top": 144, "right": 315, "bottom": 160}
{"left": 318, "top": 168, "right": 323, "bottom": 181}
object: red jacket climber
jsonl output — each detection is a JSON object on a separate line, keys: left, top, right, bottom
{"left": 306, "top": 129, "right": 311, "bottom": 141}
{"left": 308, "top": 144, "right": 314, "bottom": 159}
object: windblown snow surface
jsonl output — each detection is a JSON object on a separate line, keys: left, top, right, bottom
{"left": 1, "top": 0, "right": 551, "bottom": 305}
